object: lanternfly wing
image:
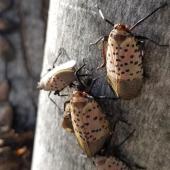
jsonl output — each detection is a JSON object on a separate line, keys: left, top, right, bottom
{"left": 47, "top": 69, "right": 76, "bottom": 91}
{"left": 71, "top": 99, "right": 110, "bottom": 156}
{"left": 38, "top": 60, "right": 76, "bottom": 91}
{"left": 107, "top": 34, "right": 143, "bottom": 81}
{"left": 94, "top": 156, "right": 130, "bottom": 170}
{"left": 82, "top": 100, "right": 110, "bottom": 142}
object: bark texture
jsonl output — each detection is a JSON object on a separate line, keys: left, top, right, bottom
{"left": 32, "top": 0, "right": 170, "bottom": 170}
{"left": 0, "top": 0, "right": 45, "bottom": 169}
{"left": 0, "top": 0, "right": 45, "bottom": 130}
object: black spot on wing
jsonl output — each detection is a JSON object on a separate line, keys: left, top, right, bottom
{"left": 93, "top": 116, "right": 98, "bottom": 120}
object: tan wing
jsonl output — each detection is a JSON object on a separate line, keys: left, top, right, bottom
{"left": 71, "top": 99, "right": 110, "bottom": 157}
{"left": 69, "top": 103, "right": 92, "bottom": 156}
{"left": 38, "top": 60, "right": 76, "bottom": 91}
{"left": 106, "top": 36, "right": 143, "bottom": 81}
{"left": 94, "top": 156, "right": 129, "bottom": 170}
{"left": 82, "top": 100, "right": 110, "bottom": 142}
{"left": 48, "top": 69, "right": 75, "bottom": 91}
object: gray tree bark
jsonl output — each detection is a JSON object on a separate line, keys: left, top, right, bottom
{"left": 0, "top": 0, "right": 45, "bottom": 169}
{"left": 0, "top": 0, "right": 45, "bottom": 130}
{"left": 32, "top": 0, "right": 170, "bottom": 170}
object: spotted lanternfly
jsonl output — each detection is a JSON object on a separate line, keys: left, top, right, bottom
{"left": 62, "top": 90, "right": 111, "bottom": 157}
{"left": 37, "top": 60, "right": 77, "bottom": 93}
{"left": 38, "top": 54, "right": 91, "bottom": 107}
{"left": 62, "top": 75, "right": 117, "bottom": 157}
{"left": 94, "top": 156, "right": 129, "bottom": 170}
{"left": 91, "top": 3, "right": 168, "bottom": 99}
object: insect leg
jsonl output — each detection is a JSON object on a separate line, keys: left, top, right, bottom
{"left": 115, "top": 129, "right": 135, "bottom": 149}
{"left": 52, "top": 48, "right": 65, "bottom": 68}
{"left": 64, "top": 101, "right": 70, "bottom": 110}
{"left": 44, "top": 48, "right": 67, "bottom": 77}
{"left": 135, "top": 35, "right": 169, "bottom": 47}
{"left": 75, "top": 63, "right": 87, "bottom": 89}
{"left": 76, "top": 73, "right": 92, "bottom": 83}
{"left": 112, "top": 128, "right": 146, "bottom": 169}
{"left": 58, "top": 93, "right": 68, "bottom": 97}
{"left": 111, "top": 119, "right": 131, "bottom": 134}
{"left": 76, "top": 59, "right": 93, "bottom": 79}
{"left": 117, "top": 117, "right": 131, "bottom": 126}
{"left": 48, "top": 91, "right": 57, "bottom": 106}
{"left": 97, "top": 37, "right": 108, "bottom": 69}
{"left": 90, "top": 36, "right": 108, "bottom": 69}
{"left": 88, "top": 78, "right": 99, "bottom": 93}
{"left": 77, "top": 74, "right": 91, "bottom": 77}
{"left": 136, "top": 40, "right": 150, "bottom": 79}
{"left": 41, "top": 49, "right": 65, "bottom": 78}
{"left": 116, "top": 155, "right": 146, "bottom": 170}
{"left": 89, "top": 36, "right": 108, "bottom": 48}
{"left": 89, "top": 36, "right": 105, "bottom": 47}
{"left": 117, "top": 109, "right": 132, "bottom": 126}
{"left": 94, "top": 96, "right": 120, "bottom": 100}
{"left": 76, "top": 62, "right": 86, "bottom": 74}
{"left": 112, "top": 119, "right": 121, "bottom": 132}
{"left": 54, "top": 91, "right": 68, "bottom": 97}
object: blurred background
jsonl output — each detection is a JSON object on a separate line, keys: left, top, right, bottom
{"left": 0, "top": 0, "right": 49, "bottom": 169}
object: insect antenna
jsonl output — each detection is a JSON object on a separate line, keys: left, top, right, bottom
{"left": 130, "top": 3, "right": 168, "bottom": 31}
{"left": 98, "top": 8, "right": 114, "bottom": 26}
{"left": 115, "top": 129, "right": 135, "bottom": 149}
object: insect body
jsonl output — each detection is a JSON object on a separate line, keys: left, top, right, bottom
{"left": 37, "top": 60, "right": 76, "bottom": 93}
{"left": 91, "top": 3, "right": 168, "bottom": 99}
{"left": 106, "top": 25, "right": 143, "bottom": 99}
{"left": 94, "top": 156, "right": 129, "bottom": 170}
{"left": 63, "top": 90, "right": 111, "bottom": 157}
{"left": 62, "top": 73, "right": 117, "bottom": 157}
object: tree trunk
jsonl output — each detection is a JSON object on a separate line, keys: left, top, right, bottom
{"left": 32, "top": 0, "right": 170, "bottom": 170}
{"left": 0, "top": 0, "right": 45, "bottom": 169}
